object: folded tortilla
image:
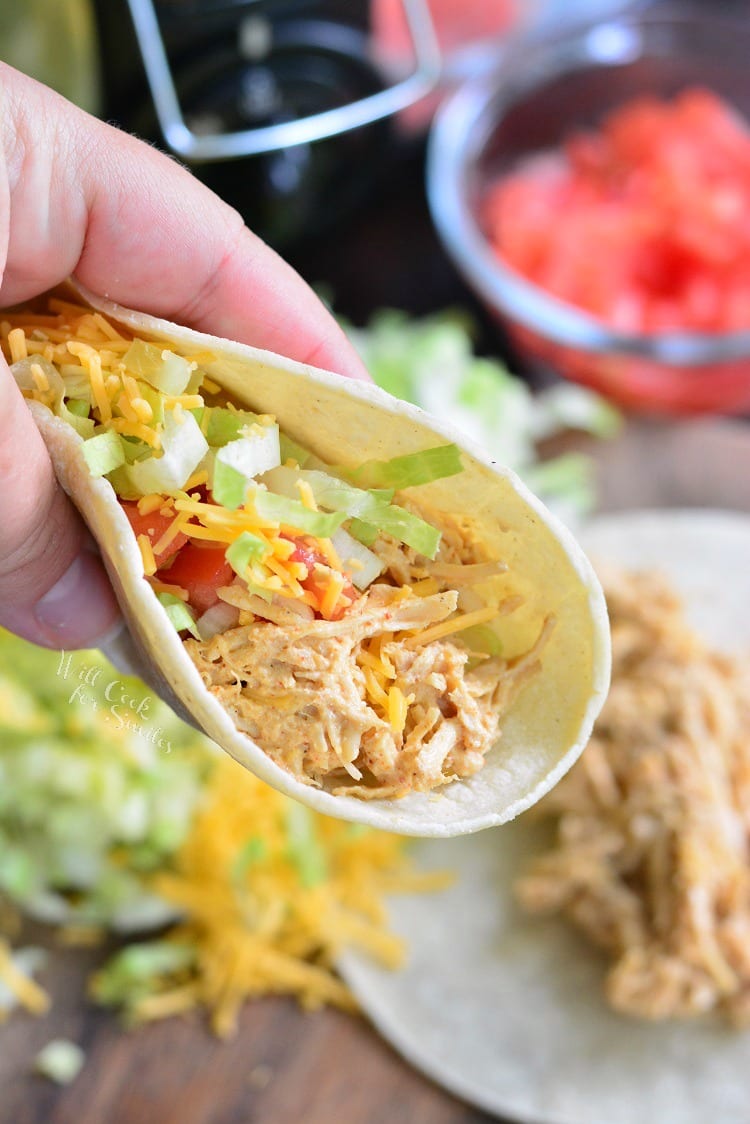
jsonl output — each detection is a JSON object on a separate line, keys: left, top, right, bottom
{"left": 8, "top": 284, "right": 610, "bottom": 836}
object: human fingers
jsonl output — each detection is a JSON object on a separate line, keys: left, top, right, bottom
{"left": 0, "top": 64, "right": 369, "bottom": 381}
{"left": 0, "top": 354, "right": 120, "bottom": 648}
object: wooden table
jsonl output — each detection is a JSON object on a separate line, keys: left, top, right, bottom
{"left": 2, "top": 417, "right": 749, "bottom": 1124}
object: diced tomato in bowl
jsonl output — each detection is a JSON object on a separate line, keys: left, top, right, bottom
{"left": 479, "top": 88, "right": 750, "bottom": 414}
{"left": 427, "top": 11, "right": 750, "bottom": 415}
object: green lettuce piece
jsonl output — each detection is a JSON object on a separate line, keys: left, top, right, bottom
{"left": 212, "top": 459, "right": 247, "bottom": 510}
{"left": 263, "top": 467, "right": 440, "bottom": 556}
{"left": 106, "top": 465, "right": 142, "bottom": 501}
{"left": 226, "top": 531, "right": 269, "bottom": 579}
{"left": 250, "top": 487, "right": 346, "bottom": 537}
{"left": 92, "top": 941, "right": 195, "bottom": 1007}
{"left": 279, "top": 433, "right": 311, "bottom": 467}
{"left": 285, "top": 804, "right": 327, "bottom": 889}
{"left": 123, "top": 339, "right": 192, "bottom": 397}
{"left": 459, "top": 624, "right": 504, "bottom": 657}
{"left": 81, "top": 430, "right": 126, "bottom": 477}
{"left": 156, "top": 593, "right": 200, "bottom": 639}
{"left": 135, "top": 382, "right": 165, "bottom": 427}
{"left": 343, "top": 444, "right": 463, "bottom": 490}
{"left": 206, "top": 407, "right": 261, "bottom": 448}
{"left": 66, "top": 398, "right": 91, "bottom": 418}
{"left": 347, "top": 518, "right": 378, "bottom": 547}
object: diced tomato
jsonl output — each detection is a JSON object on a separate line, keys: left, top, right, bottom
{"left": 121, "top": 501, "right": 189, "bottom": 566}
{"left": 158, "top": 544, "right": 233, "bottom": 615}
{"left": 483, "top": 87, "right": 750, "bottom": 412}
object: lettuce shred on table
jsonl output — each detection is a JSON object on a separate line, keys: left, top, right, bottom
{"left": 346, "top": 309, "right": 620, "bottom": 522}
{"left": 0, "top": 629, "right": 444, "bottom": 1036}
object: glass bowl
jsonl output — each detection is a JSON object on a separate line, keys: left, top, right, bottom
{"left": 427, "top": 8, "right": 750, "bottom": 415}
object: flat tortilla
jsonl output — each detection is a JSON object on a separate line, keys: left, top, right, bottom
{"left": 340, "top": 510, "right": 750, "bottom": 1118}
{"left": 17, "top": 284, "right": 610, "bottom": 836}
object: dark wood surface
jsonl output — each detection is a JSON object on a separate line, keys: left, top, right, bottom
{"left": 2, "top": 416, "right": 749, "bottom": 1124}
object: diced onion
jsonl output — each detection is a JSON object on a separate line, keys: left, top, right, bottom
{"left": 128, "top": 409, "right": 208, "bottom": 495}
{"left": 216, "top": 426, "right": 281, "bottom": 481}
{"left": 196, "top": 601, "right": 240, "bottom": 641}
{"left": 331, "top": 528, "right": 385, "bottom": 590}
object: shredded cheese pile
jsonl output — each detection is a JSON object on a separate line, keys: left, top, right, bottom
{"left": 99, "top": 756, "right": 447, "bottom": 1038}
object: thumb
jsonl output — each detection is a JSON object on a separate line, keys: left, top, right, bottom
{"left": 0, "top": 355, "right": 120, "bottom": 649}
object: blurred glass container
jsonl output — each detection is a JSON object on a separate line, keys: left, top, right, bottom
{"left": 0, "top": 0, "right": 101, "bottom": 113}
{"left": 428, "top": 8, "right": 750, "bottom": 415}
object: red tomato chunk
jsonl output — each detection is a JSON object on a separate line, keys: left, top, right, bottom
{"left": 121, "top": 502, "right": 189, "bottom": 566}
{"left": 484, "top": 89, "right": 750, "bottom": 335}
{"left": 159, "top": 544, "right": 233, "bottom": 615}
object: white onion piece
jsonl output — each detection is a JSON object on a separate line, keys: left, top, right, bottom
{"left": 128, "top": 408, "right": 208, "bottom": 494}
{"left": 331, "top": 527, "right": 385, "bottom": 590}
{"left": 196, "top": 601, "right": 240, "bottom": 641}
{"left": 216, "top": 425, "right": 281, "bottom": 482}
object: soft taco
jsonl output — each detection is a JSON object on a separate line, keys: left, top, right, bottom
{"left": 3, "top": 285, "right": 609, "bottom": 836}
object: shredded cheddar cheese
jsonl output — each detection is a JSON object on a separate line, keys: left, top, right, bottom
{"left": 404, "top": 605, "right": 499, "bottom": 649}
{"left": 387, "top": 686, "right": 415, "bottom": 735}
{"left": 151, "top": 512, "right": 190, "bottom": 559}
{"left": 137, "top": 534, "right": 157, "bottom": 577}
{"left": 137, "top": 494, "right": 165, "bottom": 517}
{"left": 8, "top": 328, "right": 28, "bottom": 363}
{"left": 104, "top": 756, "right": 447, "bottom": 1038}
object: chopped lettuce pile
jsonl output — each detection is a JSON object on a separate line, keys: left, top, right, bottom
{"left": 0, "top": 636, "right": 210, "bottom": 932}
{"left": 346, "top": 310, "right": 620, "bottom": 522}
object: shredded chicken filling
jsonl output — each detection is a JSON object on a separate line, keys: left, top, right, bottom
{"left": 515, "top": 570, "right": 750, "bottom": 1025}
{"left": 184, "top": 514, "right": 550, "bottom": 798}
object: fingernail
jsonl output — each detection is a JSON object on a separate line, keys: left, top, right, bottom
{"left": 34, "top": 552, "right": 121, "bottom": 648}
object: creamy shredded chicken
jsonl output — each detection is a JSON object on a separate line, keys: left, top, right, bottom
{"left": 515, "top": 569, "right": 750, "bottom": 1025}
{"left": 184, "top": 516, "right": 549, "bottom": 798}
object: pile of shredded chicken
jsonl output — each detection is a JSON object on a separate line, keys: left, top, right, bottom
{"left": 515, "top": 569, "right": 750, "bottom": 1025}
{"left": 185, "top": 513, "right": 550, "bottom": 799}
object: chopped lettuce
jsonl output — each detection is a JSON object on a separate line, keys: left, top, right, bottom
{"left": 285, "top": 804, "right": 327, "bottom": 889}
{"left": 0, "top": 629, "right": 210, "bottom": 930}
{"left": 279, "top": 432, "right": 312, "bottom": 467}
{"left": 346, "top": 310, "right": 621, "bottom": 521}
{"left": 81, "top": 430, "right": 126, "bottom": 477}
{"left": 156, "top": 592, "right": 200, "bottom": 640}
{"left": 249, "top": 485, "right": 346, "bottom": 538}
{"left": 212, "top": 458, "right": 248, "bottom": 510}
{"left": 91, "top": 941, "right": 195, "bottom": 1008}
{"left": 216, "top": 427, "right": 281, "bottom": 482}
{"left": 206, "top": 407, "right": 261, "bottom": 447}
{"left": 261, "top": 467, "right": 439, "bottom": 556}
{"left": 123, "top": 340, "right": 193, "bottom": 397}
{"left": 343, "top": 444, "right": 463, "bottom": 490}
{"left": 226, "top": 531, "right": 269, "bottom": 578}
{"left": 331, "top": 528, "right": 385, "bottom": 589}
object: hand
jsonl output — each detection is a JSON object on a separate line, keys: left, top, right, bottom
{"left": 0, "top": 64, "right": 368, "bottom": 651}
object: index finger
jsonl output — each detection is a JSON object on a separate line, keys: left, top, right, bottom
{"left": 0, "top": 64, "right": 369, "bottom": 381}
